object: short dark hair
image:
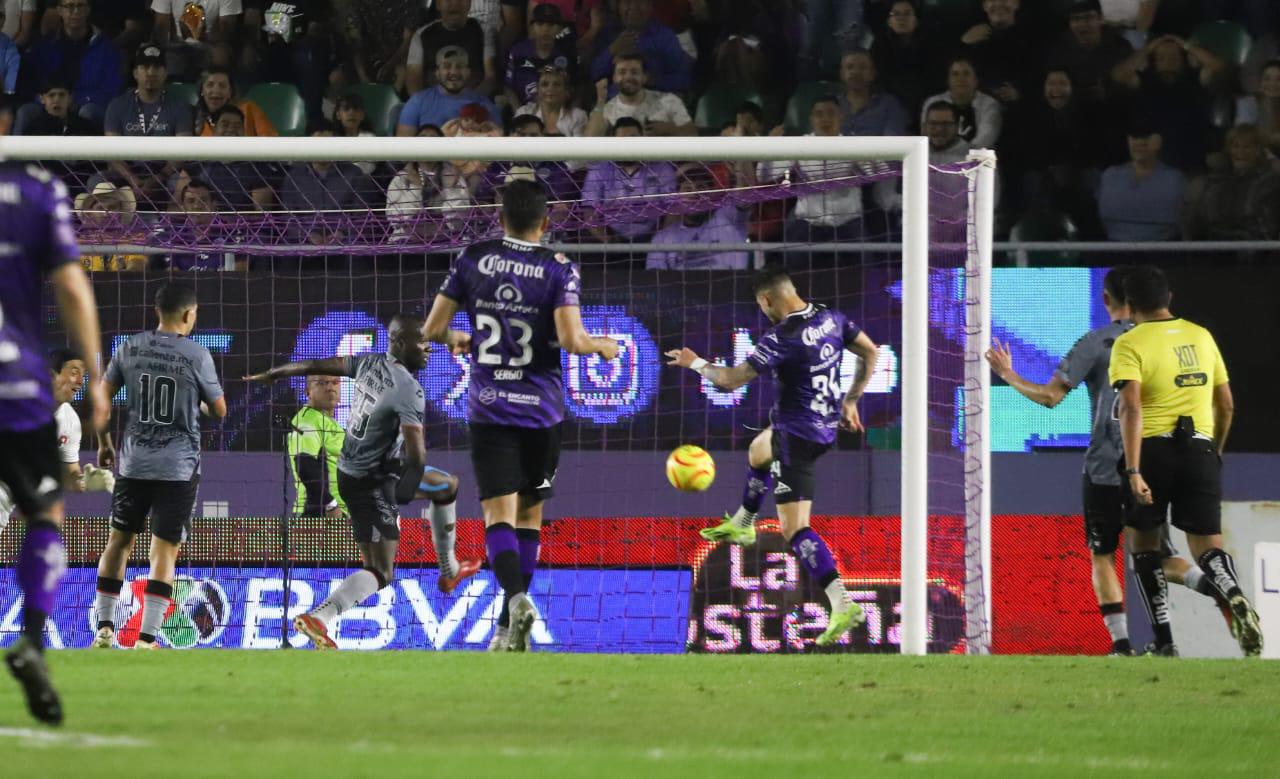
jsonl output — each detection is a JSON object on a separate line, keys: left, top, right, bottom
{"left": 1103, "top": 265, "right": 1134, "bottom": 305}
{"left": 211, "top": 104, "right": 244, "bottom": 124}
{"left": 501, "top": 179, "right": 548, "bottom": 234}
{"left": 811, "top": 95, "right": 840, "bottom": 112}
{"left": 1122, "top": 265, "right": 1172, "bottom": 314}
{"left": 48, "top": 347, "right": 80, "bottom": 373}
{"left": 155, "top": 282, "right": 198, "bottom": 316}
{"left": 752, "top": 264, "right": 792, "bottom": 296}
{"left": 307, "top": 118, "right": 339, "bottom": 136}
{"left": 201, "top": 66, "right": 236, "bottom": 93}
{"left": 611, "top": 116, "right": 643, "bottom": 134}
{"left": 182, "top": 177, "right": 213, "bottom": 195}
{"left": 511, "top": 114, "right": 545, "bottom": 134}
{"left": 735, "top": 101, "right": 763, "bottom": 122}
{"left": 336, "top": 92, "right": 365, "bottom": 112}
{"left": 40, "top": 77, "right": 72, "bottom": 95}
{"left": 925, "top": 100, "right": 959, "bottom": 121}
{"left": 614, "top": 53, "right": 646, "bottom": 70}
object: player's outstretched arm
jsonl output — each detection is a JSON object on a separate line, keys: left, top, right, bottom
{"left": 665, "top": 347, "right": 758, "bottom": 391}
{"left": 244, "top": 357, "right": 352, "bottom": 383}
{"left": 555, "top": 305, "right": 619, "bottom": 359}
{"left": 842, "top": 331, "right": 880, "bottom": 433}
{"left": 49, "top": 264, "right": 109, "bottom": 433}
{"left": 985, "top": 338, "right": 1070, "bottom": 408}
{"left": 423, "top": 294, "right": 471, "bottom": 354}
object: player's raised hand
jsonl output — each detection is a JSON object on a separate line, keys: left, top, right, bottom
{"left": 985, "top": 338, "right": 1013, "bottom": 379}
{"left": 446, "top": 329, "right": 471, "bottom": 355}
{"left": 664, "top": 347, "right": 700, "bottom": 369}
{"left": 88, "top": 379, "right": 111, "bottom": 434}
{"left": 597, "top": 338, "right": 619, "bottom": 361}
{"left": 840, "top": 396, "right": 865, "bottom": 433}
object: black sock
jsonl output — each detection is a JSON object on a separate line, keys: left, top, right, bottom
{"left": 23, "top": 607, "right": 49, "bottom": 652}
{"left": 1196, "top": 548, "right": 1243, "bottom": 601}
{"left": 1133, "top": 551, "right": 1173, "bottom": 647}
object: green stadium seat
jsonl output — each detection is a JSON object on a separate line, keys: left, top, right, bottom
{"left": 347, "top": 83, "right": 402, "bottom": 137}
{"left": 783, "top": 81, "right": 840, "bottom": 135}
{"left": 245, "top": 82, "right": 307, "bottom": 137}
{"left": 695, "top": 84, "right": 762, "bottom": 134}
{"left": 1191, "top": 20, "right": 1252, "bottom": 69}
{"left": 1009, "top": 208, "right": 1080, "bottom": 267}
{"left": 166, "top": 82, "right": 199, "bottom": 108}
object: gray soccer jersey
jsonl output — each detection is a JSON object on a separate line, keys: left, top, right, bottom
{"left": 336, "top": 353, "right": 425, "bottom": 479}
{"left": 106, "top": 330, "right": 224, "bottom": 481}
{"left": 1053, "top": 320, "right": 1134, "bottom": 486}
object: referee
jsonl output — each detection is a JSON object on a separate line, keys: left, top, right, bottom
{"left": 1109, "top": 266, "right": 1262, "bottom": 657}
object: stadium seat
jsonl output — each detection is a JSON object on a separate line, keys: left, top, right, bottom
{"left": 348, "top": 83, "right": 402, "bottom": 137}
{"left": 167, "top": 82, "right": 199, "bottom": 108}
{"left": 1009, "top": 208, "right": 1079, "bottom": 267}
{"left": 1190, "top": 20, "right": 1252, "bottom": 69}
{"left": 784, "top": 81, "right": 840, "bottom": 135}
{"left": 695, "top": 84, "right": 762, "bottom": 134}
{"left": 245, "top": 82, "right": 307, "bottom": 137}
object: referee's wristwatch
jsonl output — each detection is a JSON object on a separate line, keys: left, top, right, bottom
{"left": 1123, "top": 467, "right": 1140, "bottom": 476}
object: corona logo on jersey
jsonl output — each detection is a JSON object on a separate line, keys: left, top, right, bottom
{"left": 666, "top": 445, "right": 716, "bottom": 492}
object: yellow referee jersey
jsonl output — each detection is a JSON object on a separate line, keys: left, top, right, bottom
{"left": 1108, "top": 318, "right": 1228, "bottom": 438}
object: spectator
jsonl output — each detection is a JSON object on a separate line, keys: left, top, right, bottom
{"left": 514, "top": 66, "right": 587, "bottom": 137}
{"left": 837, "top": 49, "right": 908, "bottom": 136}
{"left": 646, "top": 163, "right": 749, "bottom": 270}
{"left": 720, "top": 100, "right": 763, "bottom": 137}
{"left": 155, "top": 178, "right": 240, "bottom": 271}
{"left": 20, "top": 0, "right": 123, "bottom": 118}
{"left": 406, "top": 0, "right": 495, "bottom": 95}
{"left": 196, "top": 66, "right": 276, "bottom": 137}
{"left": 281, "top": 120, "right": 382, "bottom": 246}
{"left": 960, "top": 0, "right": 1042, "bottom": 105}
{"left": 386, "top": 123, "right": 454, "bottom": 243}
{"left": 687, "top": 0, "right": 802, "bottom": 95}
{"left": 334, "top": 92, "right": 377, "bottom": 175}
{"left": 396, "top": 46, "right": 500, "bottom": 136}
{"left": 74, "top": 182, "right": 147, "bottom": 271}
{"left": 1099, "top": 0, "right": 1156, "bottom": 47}
{"left": 505, "top": 3, "right": 576, "bottom": 107}
{"left": 90, "top": 0, "right": 152, "bottom": 51}
{"left": 590, "top": 0, "right": 691, "bottom": 95}
{"left": 0, "top": 9, "right": 17, "bottom": 95}
{"left": 922, "top": 56, "right": 1003, "bottom": 150}
{"left": 581, "top": 116, "right": 677, "bottom": 243}
{"left": 500, "top": 0, "right": 605, "bottom": 58}
{"left": 1097, "top": 121, "right": 1185, "bottom": 241}
{"left": 252, "top": 2, "right": 338, "bottom": 123}
{"left": 870, "top": 0, "right": 942, "bottom": 120}
{"left": 475, "top": 114, "right": 578, "bottom": 202}
{"left": 3, "top": 0, "right": 37, "bottom": 49}
{"left": 1047, "top": 0, "right": 1133, "bottom": 105}
{"left": 1112, "top": 35, "right": 1222, "bottom": 172}
{"left": 924, "top": 101, "right": 969, "bottom": 163}
{"left": 798, "top": 0, "right": 862, "bottom": 80}
{"left": 1236, "top": 59, "right": 1280, "bottom": 157}
{"left": 585, "top": 53, "right": 694, "bottom": 136}
{"left": 177, "top": 105, "right": 277, "bottom": 210}
{"left": 103, "top": 44, "right": 194, "bottom": 204}
{"left": 1183, "top": 124, "right": 1280, "bottom": 240}
{"left": 151, "top": 0, "right": 242, "bottom": 81}
{"left": 24, "top": 77, "right": 99, "bottom": 135}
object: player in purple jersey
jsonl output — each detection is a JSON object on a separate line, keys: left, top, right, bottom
{"left": 667, "top": 266, "right": 880, "bottom": 648}
{"left": 0, "top": 99, "right": 110, "bottom": 725}
{"left": 424, "top": 180, "right": 619, "bottom": 651}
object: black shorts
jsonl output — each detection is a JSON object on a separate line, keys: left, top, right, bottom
{"left": 338, "top": 470, "right": 400, "bottom": 543}
{"left": 1082, "top": 476, "right": 1124, "bottom": 555}
{"left": 770, "top": 430, "right": 830, "bottom": 505}
{"left": 110, "top": 474, "right": 200, "bottom": 544}
{"left": 1121, "top": 437, "right": 1222, "bottom": 536}
{"left": 469, "top": 422, "right": 561, "bottom": 503}
{"left": 0, "top": 422, "right": 64, "bottom": 517}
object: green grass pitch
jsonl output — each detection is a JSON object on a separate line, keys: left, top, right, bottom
{"left": 3, "top": 652, "right": 1277, "bottom": 777}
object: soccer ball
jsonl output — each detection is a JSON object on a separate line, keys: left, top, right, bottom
{"left": 666, "top": 445, "right": 715, "bottom": 492}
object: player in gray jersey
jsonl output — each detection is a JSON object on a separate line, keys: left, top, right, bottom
{"left": 246, "top": 314, "right": 478, "bottom": 650}
{"left": 91, "top": 283, "right": 227, "bottom": 650}
{"left": 985, "top": 266, "right": 1224, "bottom": 655}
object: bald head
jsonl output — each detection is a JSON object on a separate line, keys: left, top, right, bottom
{"left": 388, "top": 314, "right": 428, "bottom": 372}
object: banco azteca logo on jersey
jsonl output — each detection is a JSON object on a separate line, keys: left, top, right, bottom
{"left": 96, "top": 575, "right": 228, "bottom": 648}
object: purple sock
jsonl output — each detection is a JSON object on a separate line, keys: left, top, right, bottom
{"left": 741, "top": 465, "right": 774, "bottom": 515}
{"left": 485, "top": 523, "right": 524, "bottom": 598}
{"left": 517, "top": 528, "right": 541, "bottom": 578}
{"left": 16, "top": 521, "right": 66, "bottom": 644}
{"left": 790, "top": 528, "right": 839, "bottom": 588}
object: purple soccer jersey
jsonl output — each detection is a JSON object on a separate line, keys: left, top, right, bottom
{"left": 746, "top": 304, "right": 862, "bottom": 446}
{"left": 0, "top": 165, "right": 80, "bottom": 432}
{"left": 439, "top": 237, "right": 581, "bottom": 428}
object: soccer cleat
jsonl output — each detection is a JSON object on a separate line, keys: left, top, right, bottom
{"left": 91, "top": 626, "right": 115, "bottom": 649}
{"left": 699, "top": 514, "right": 756, "bottom": 546}
{"left": 133, "top": 638, "right": 158, "bottom": 651}
{"left": 488, "top": 626, "right": 509, "bottom": 652}
{"left": 815, "top": 603, "right": 866, "bottom": 647}
{"left": 1107, "top": 639, "right": 1134, "bottom": 657}
{"left": 506, "top": 594, "right": 536, "bottom": 653}
{"left": 293, "top": 613, "right": 337, "bottom": 650}
{"left": 1142, "top": 642, "right": 1178, "bottom": 657}
{"left": 5, "top": 637, "right": 63, "bottom": 726}
{"left": 1228, "top": 595, "right": 1263, "bottom": 657}
{"left": 438, "top": 558, "right": 482, "bottom": 595}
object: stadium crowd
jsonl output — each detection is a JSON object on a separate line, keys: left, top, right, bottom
{"left": 4, "top": 0, "right": 1278, "bottom": 270}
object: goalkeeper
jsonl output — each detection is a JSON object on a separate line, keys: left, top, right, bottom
{"left": 0, "top": 349, "right": 113, "bottom": 535}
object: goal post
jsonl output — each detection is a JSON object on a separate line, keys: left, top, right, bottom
{"left": 0, "top": 134, "right": 991, "bottom": 656}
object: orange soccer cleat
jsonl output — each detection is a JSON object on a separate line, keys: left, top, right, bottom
{"left": 438, "top": 559, "right": 483, "bottom": 594}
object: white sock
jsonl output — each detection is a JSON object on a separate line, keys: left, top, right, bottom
{"left": 139, "top": 594, "right": 169, "bottom": 640}
{"left": 730, "top": 507, "right": 757, "bottom": 530}
{"left": 93, "top": 591, "right": 119, "bottom": 629}
{"left": 312, "top": 569, "right": 381, "bottom": 625}
{"left": 1182, "top": 565, "right": 1205, "bottom": 592}
{"left": 429, "top": 501, "right": 459, "bottom": 579}
{"left": 824, "top": 580, "right": 849, "bottom": 614}
{"left": 1103, "top": 612, "right": 1128, "bottom": 643}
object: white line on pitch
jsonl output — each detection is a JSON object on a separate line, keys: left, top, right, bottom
{"left": 0, "top": 727, "right": 151, "bottom": 749}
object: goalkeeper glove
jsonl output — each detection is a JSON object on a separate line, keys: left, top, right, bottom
{"left": 83, "top": 464, "right": 116, "bottom": 493}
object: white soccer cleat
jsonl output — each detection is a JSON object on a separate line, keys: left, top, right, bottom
{"left": 91, "top": 626, "right": 115, "bottom": 649}
{"left": 506, "top": 594, "right": 536, "bottom": 653}
{"left": 133, "top": 638, "right": 158, "bottom": 651}
{"left": 487, "top": 626, "right": 509, "bottom": 652}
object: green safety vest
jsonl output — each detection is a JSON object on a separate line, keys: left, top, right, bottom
{"left": 287, "top": 406, "right": 346, "bottom": 515}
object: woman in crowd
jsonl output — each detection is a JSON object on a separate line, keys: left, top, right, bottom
{"left": 197, "top": 67, "right": 276, "bottom": 137}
